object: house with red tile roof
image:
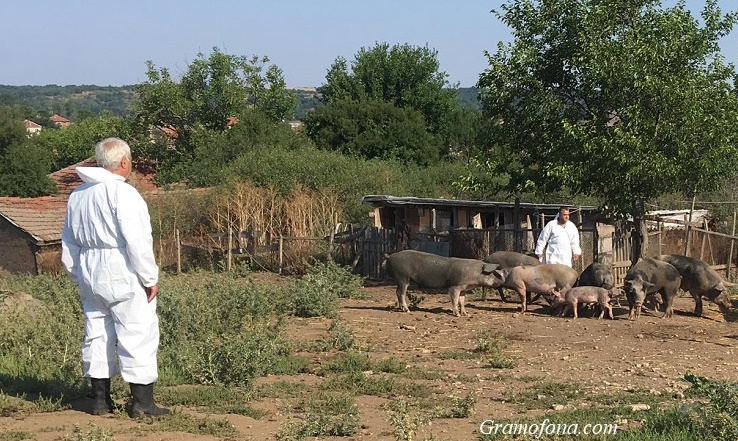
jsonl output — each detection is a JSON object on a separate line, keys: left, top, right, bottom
{"left": 0, "top": 160, "right": 160, "bottom": 275}
{"left": 23, "top": 119, "right": 42, "bottom": 135}
{"left": 49, "top": 114, "right": 72, "bottom": 129}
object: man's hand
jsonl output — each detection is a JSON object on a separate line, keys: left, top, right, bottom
{"left": 145, "top": 285, "right": 159, "bottom": 303}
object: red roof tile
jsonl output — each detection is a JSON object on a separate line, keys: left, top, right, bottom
{"left": 0, "top": 196, "right": 68, "bottom": 244}
{"left": 49, "top": 114, "right": 70, "bottom": 123}
{"left": 0, "top": 161, "right": 161, "bottom": 246}
{"left": 23, "top": 119, "right": 42, "bottom": 129}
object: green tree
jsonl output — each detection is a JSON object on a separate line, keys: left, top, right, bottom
{"left": 133, "top": 48, "right": 296, "bottom": 158}
{"left": 321, "top": 43, "right": 457, "bottom": 133}
{"left": 476, "top": 0, "right": 738, "bottom": 221}
{"left": 30, "top": 113, "right": 134, "bottom": 169}
{"left": 304, "top": 99, "right": 442, "bottom": 165}
{"left": 0, "top": 106, "right": 55, "bottom": 197}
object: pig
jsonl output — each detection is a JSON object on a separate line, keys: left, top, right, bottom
{"left": 553, "top": 286, "right": 614, "bottom": 319}
{"left": 384, "top": 250, "right": 504, "bottom": 317}
{"left": 483, "top": 251, "right": 541, "bottom": 302}
{"left": 576, "top": 262, "right": 614, "bottom": 290}
{"left": 653, "top": 254, "right": 734, "bottom": 316}
{"left": 623, "top": 258, "right": 681, "bottom": 320}
{"left": 501, "top": 264, "right": 579, "bottom": 313}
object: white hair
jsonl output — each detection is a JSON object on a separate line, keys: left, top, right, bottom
{"left": 95, "top": 137, "right": 131, "bottom": 170}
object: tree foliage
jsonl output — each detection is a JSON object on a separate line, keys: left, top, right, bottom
{"left": 321, "top": 43, "right": 458, "bottom": 133}
{"left": 132, "top": 48, "right": 297, "bottom": 157}
{"left": 0, "top": 106, "right": 56, "bottom": 197}
{"left": 306, "top": 43, "right": 477, "bottom": 164}
{"left": 30, "top": 113, "right": 135, "bottom": 169}
{"left": 304, "top": 99, "right": 442, "bottom": 165}
{"left": 477, "top": 0, "right": 738, "bottom": 217}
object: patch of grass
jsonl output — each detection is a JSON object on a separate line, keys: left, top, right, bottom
{"left": 321, "top": 352, "right": 372, "bottom": 374}
{"left": 385, "top": 398, "right": 430, "bottom": 441}
{"left": 0, "top": 392, "right": 69, "bottom": 417}
{"left": 437, "top": 350, "right": 477, "bottom": 360}
{"left": 473, "top": 330, "right": 518, "bottom": 369}
{"left": 434, "top": 392, "right": 477, "bottom": 418}
{"left": 62, "top": 423, "right": 114, "bottom": 441}
{"left": 157, "top": 385, "right": 264, "bottom": 417}
{"left": 404, "top": 366, "right": 448, "bottom": 381}
{"left": 0, "top": 432, "right": 32, "bottom": 441}
{"left": 374, "top": 357, "right": 407, "bottom": 374}
{"left": 478, "top": 405, "right": 701, "bottom": 440}
{"left": 140, "top": 410, "right": 237, "bottom": 438}
{"left": 322, "top": 372, "right": 434, "bottom": 399}
{"left": 277, "top": 391, "right": 361, "bottom": 440}
{"left": 588, "top": 387, "right": 668, "bottom": 408}
{"left": 253, "top": 380, "right": 309, "bottom": 399}
{"left": 507, "top": 380, "right": 582, "bottom": 410}
{"left": 304, "top": 319, "right": 357, "bottom": 352}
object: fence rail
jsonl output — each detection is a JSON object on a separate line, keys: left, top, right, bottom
{"left": 168, "top": 219, "right": 738, "bottom": 284}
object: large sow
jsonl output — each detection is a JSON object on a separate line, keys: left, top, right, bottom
{"left": 385, "top": 250, "right": 503, "bottom": 317}
{"left": 623, "top": 258, "right": 681, "bottom": 320}
{"left": 653, "top": 254, "right": 733, "bottom": 316}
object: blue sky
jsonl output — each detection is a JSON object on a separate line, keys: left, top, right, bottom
{"left": 1, "top": 0, "right": 736, "bottom": 88}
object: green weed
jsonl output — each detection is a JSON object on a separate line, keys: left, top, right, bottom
{"left": 386, "top": 398, "right": 430, "bottom": 441}
{"left": 277, "top": 391, "right": 361, "bottom": 440}
{"left": 62, "top": 423, "right": 114, "bottom": 441}
{"left": 474, "top": 330, "right": 518, "bottom": 369}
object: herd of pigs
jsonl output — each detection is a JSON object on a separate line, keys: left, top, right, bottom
{"left": 383, "top": 250, "right": 735, "bottom": 320}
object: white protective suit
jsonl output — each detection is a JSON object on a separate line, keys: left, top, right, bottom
{"left": 534, "top": 216, "right": 582, "bottom": 267}
{"left": 61, "top": 166, "right": 160, "bottom": 384}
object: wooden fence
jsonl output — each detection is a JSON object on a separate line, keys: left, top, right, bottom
{"left": 168, "top": 215, "right": 738, "bottom": 285}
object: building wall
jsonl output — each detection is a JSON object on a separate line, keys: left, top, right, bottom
{"left": 0, "top": 218, "right": 38, "bottom": 274}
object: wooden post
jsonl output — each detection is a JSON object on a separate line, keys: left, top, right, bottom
{"left": 278, "top": 235, "right": 284, "bottom": 275}
{"left": 513, "top": 198, "right": 521, "bottom": 252}
{"left": 176, "top": 229, "right": 181, "bottom": 274}
{"left": 577, "top": 206, "right": 583, "bottom": 270}
{"left": 684, "top": 196, "right": 695, "bottom": 256}
{"left": 729, "top": 211, "right": 737, "bottom": 280}
{"left": 328, "top": 227, "right": 335, "bottom": 262}
{"left": 227, "top": 224, "right": 232, "bottom": 272}
{"left": 658, "top": 221, "right": 662, "bottom": 255}
{"left": 700, "top": 219, "right": 708, "bottom": 261}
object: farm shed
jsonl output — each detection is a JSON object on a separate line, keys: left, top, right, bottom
{"left": 0, "top": 196, "right": 68, "bottom": 275}
{"left": 359, "top": 195, "right": 619, "bottom": 277}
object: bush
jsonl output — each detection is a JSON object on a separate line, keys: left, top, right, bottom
{"left": 156, "top": 275, "right": 294, "bottom": 386}
{"left": 680, "top": 373, "right": 738, "bottom": 440}
{"left": 286, "top": 261, "right": 365, "bottom": 318}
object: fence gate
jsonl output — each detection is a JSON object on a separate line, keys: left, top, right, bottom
{"left": 358, "top": 227, "right": 397, "bottom": 279}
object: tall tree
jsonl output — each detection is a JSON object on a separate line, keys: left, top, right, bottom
{"left": 476, "top": 0, "right": 738, "bottom": 221}
{"left": 0, "top": 106, "right": 55, "bottom": 197}
{"left": 133, "top": 48, "right": 297, "bottom": 156}
{"left": 321, "top": 43, "right": 458, "bottom": 134}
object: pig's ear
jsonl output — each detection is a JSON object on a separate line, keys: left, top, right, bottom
{"left": 642, "top": 281, "right": 656, "bottom": 291}
{"left": 482, "top": 263, "right": 500, "bottom": 274}
{"left": 492, "top": 269, "right": 505, "bottom": 280}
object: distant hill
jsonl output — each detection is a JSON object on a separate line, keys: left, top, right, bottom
{"left": 0, "top": 85, "right": 481, "bottom": 122}
{"left": 0, "top": 84, "right": 136, "bottom": 121}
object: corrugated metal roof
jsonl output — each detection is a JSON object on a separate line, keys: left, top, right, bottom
{"left": 361, "top": 195, "right": 599, "bottom": 212}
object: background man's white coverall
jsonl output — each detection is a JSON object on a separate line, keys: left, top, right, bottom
{"left": 534, "top": 217, "right": 582, "bottom": 267}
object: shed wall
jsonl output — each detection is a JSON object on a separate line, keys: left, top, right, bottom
{"left": 0, "top": 217, "right": 38, "bottom": 275}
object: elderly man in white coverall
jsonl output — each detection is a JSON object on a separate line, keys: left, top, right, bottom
{"left": 534, "top": 207, "right": 581, "bottom": 267}
{"left": 61, "top": 137, "right": 169, "bottom": 417}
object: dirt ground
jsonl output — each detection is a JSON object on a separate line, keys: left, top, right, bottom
{"left": 1, "top": 277, "right": 737, "bottom": 441}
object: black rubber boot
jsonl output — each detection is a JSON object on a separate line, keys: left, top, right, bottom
{"left": 130, "top": 383, "right": 170, "bottom": 417}
{"left": 90, "top": 378, "right": 114, "bottom": 415}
